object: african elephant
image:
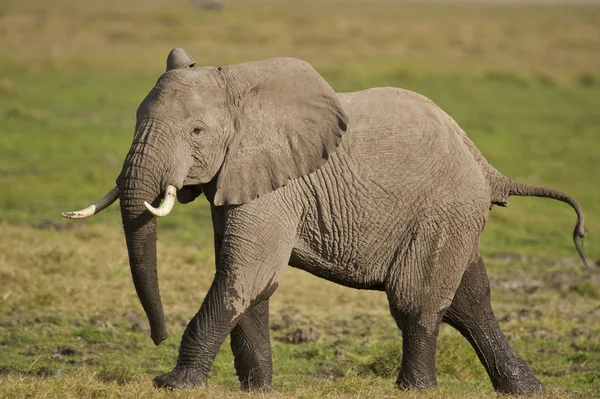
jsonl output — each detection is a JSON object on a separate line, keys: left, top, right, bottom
{"left": 63, "top": 48, "right": 588, "bottom": 395}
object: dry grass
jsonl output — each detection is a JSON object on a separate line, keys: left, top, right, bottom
{"left": 1, "top": 221, "right": 599, "bottom": 397}
{"left": 0, "top": 371, "right": 591, "bottom": 399}
{"left": 1, "top": 0, "right": 599, "bottom": 80}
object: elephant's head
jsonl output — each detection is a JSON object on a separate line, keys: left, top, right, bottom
{"left": 63, "top": 49, "right": 348, "bottom": 345}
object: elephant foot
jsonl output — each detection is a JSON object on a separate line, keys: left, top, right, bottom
{"left": 396, "top": 378, "right": 437, "bottom": 391}
{"left": 236, "top": 367, "right": 272, "bottom": 393}
{"left": 493, "top": 364, "right": 545, "bottom": 396}
{"left": 396, "top": 369, "right": 437, "bottom": 391}
{"left": 153, "top": 367, "right": 204, "bottom": 390}
{"left": 496, "top": 379, "right": 545, "bottom": 396}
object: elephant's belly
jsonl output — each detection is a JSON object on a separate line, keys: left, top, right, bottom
{"left": 289, "top": 243, "right": 388, "bottom": 291}
{"left": 287, "top": 150, "right": 419, "bottom": 290}
{"left": 289, "top": 203, "right": 413, "bottom": 291}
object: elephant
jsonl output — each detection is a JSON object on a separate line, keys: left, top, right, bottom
{"left": 63, "top": 48, "right": 588, "bottom": 395}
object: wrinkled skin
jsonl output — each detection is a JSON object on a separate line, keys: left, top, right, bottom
{"left": 91, "top": 49, "right": 588, "bottom": 394}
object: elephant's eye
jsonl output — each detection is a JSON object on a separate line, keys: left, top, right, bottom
{"left": 192, "top": 127, "right": 203, "bottom": 135}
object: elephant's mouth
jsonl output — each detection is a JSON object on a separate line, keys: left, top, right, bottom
{"left": 177, "top": 185, "right": 203, "bottom": 204}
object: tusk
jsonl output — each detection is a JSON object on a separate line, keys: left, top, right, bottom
{"left": 62, "top": 186, "right": 120, "bottom": 219}
{"left": 144, "top": 185, "right": 177, "bottom": 217}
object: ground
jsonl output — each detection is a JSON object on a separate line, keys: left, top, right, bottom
{"left": 0, "top": 0, "right": 599, "bottom": 398}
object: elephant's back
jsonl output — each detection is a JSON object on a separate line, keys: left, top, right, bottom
{"left": 337, "top": 87, "right": 467, "bottom": 160}
{"left": 336, "top": 87, "right": 489, "bottom": 203}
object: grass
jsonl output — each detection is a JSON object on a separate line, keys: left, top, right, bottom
{"left": 1, "top": 0, "right": 600, "bottom": 397}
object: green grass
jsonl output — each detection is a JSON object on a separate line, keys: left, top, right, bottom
{"left": 1, "top": 0, "right": 600, "bottom": 397}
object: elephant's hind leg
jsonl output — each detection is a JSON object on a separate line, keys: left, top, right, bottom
{"left": 442, "top": 251, "right": 544, "bottom": 395}
{"left": 230, "top": 300, "right": 272, "bottom": 391}
{"left": 387, "top": 304, "right": 441, "bottom": 390}
{"left": 386, "top": 221, "right": 479, "bottom": 390}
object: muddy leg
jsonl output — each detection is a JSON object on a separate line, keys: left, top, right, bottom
{"left": 442, "top": 252, "right": 544, "bottom": 395}
{"left": 230, "top": 300, "right": 272, "bottom": 391}
{"left": 388, "top": 305, "right": 441, "bottom": 389}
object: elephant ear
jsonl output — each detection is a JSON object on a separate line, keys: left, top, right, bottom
{"left": 166, "top": 48, "right": 197, "bottom": 71}
{"left": 213, "top": 58, "right": 348, "bottom": 206}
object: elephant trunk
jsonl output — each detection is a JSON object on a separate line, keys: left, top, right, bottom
{"left": 119, "top": 146, "right": 169, "bottom": 346}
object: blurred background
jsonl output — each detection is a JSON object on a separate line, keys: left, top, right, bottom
{"left": 1, "top": 1, "right": 599, "bottom": 397}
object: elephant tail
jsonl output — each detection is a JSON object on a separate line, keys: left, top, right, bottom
{"left": 453, "top": 122, "right": 589, "bottom": 267}
{"left": 508, "top": 180, "right": 589, "bottom": 268}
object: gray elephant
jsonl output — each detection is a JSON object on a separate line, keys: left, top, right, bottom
{"left": 63, "top": 48, "right": 588, "bottom": 395}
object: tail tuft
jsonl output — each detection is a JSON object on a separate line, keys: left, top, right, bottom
{"left": 573, "top": 230, "right": 590, "bottom": 269}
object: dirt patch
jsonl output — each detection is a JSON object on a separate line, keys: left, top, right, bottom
{"left": 31, "top": 220, "right": 78, "bottom": 231}
{"left": 50, "top": 346, "right": 79, "bottom": 362}
{"left": 490, "top": 252, "right": 584, "bottom": 267}
{"left": 102, "top": 341, "right": 122, "bottom": 350}
{"left": 0, "top": 367, "right": 16, "bottom": 376}
{"left": 124, "top": 311, "right": 150, "bottom": 333}
{"left": 0, "top": 366, "right": 54, "bottom": 377}
{"left": 270, "top": 313, "right": 297, "bottom": 332}
{"left": 271, "top": 307, "right": 323, "bottom": 344}
{"left": 285, "top": 327, "right": 321, "bottom": 344}
{"left": 20, "top": 348, "right": 36, "bottom": 357}
{"left": 490, "top": 272, "right": 544, "bottom": 293}
{"left": 500, "top": 308, "right": 543, "bottom": 323}
{"left": 318, "top": 360, "right": 346, "bottom": 379}
{"left": 490, "top": 268, "right": 600, "bottom": 297}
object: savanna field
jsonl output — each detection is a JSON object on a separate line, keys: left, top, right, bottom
{"left": 1, "top": 0, "right": 599, "bottom": 397}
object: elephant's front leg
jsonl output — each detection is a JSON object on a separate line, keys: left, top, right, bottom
{"left": 230, "top": 300, "right": 272, "bottom": 391}
{"left": 153, "top": 273, "right": 245, "bottom": 389}
{"left": 154, "top": 204, "right": 296, "bottom": 390}
{"left": 211, "top": 232, "right": 273, "bottom": 391}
